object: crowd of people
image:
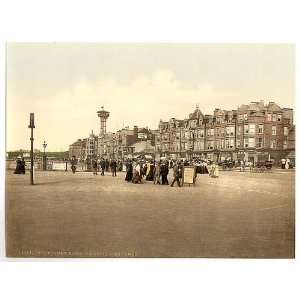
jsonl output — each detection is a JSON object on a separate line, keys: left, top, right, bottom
{"left": 124, "top": 160, "right": 172, "bottom": 185}
{"left": 91, "top": 158, "right": 121, "bottom": 176}
{"left": 14, "top": 155, "right": 293, "bottom": 183}
{"left": 280, "top": 158, "right": 292, "bottom": 170}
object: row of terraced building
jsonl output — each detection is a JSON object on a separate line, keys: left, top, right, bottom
{"left": 155, "top": 100, "right": 295, "bottom": 165}
{"left": 69, "top": 100, "right": 295, "bottom": 166}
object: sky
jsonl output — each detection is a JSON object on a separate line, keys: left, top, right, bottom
{"left": 6, "top": 43, "right": 295, "bottom": 151}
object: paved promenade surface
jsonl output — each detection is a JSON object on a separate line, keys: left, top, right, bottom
{"left": 5, "top": 169, "right": 295, "bottom": 258}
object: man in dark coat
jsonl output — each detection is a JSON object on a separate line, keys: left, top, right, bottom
{"left": 92, "top": 159, "right": 98, "bottom": 175}
{"left": 111, "top": 159, "right": 117, "bottom": 177}
{"left": 160, "top": 162, "right": 169, "bottom": 185}
{"left": 105, "top": 159, "right": 109, "bottom": 172}
{"left": 100, "top": 158, "right": 105, "bottom": 176}
{"left": 170, "top": 162, "right": 181, "bottom": 187}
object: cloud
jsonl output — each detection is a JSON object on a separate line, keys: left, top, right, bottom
{"left": 7, "top": 69, "right": 243, "bottom": 151}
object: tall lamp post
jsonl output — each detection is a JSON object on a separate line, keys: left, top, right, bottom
{"left": 42, "top": 140, "right": 47, "bottom": 171}
{"left": 28, "top": 113, "right": 35, "bottom": 185}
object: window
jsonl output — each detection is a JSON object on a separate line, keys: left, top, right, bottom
{"left": 220, "top": 140, "right": 224, "bottom": 149}
{"left": 272, "top": 114, "right": 277, "bottom": 122}
{"left": 244, "top": 113, "right": 248, "bottom": 121}
{"left": 238, "top": 126, "right": 242, "bottom": 135}
{"left": 249, "top": 137, "right": 255, "bottom": 147}
{"left": 283, "top": 140, "right": 287, "bottom": 149}
{"left": 226, "top": 126, "right": 235, "bottom": 136}
{"left": 258, "top": 124, "right": 264, "bottom": 134}
{"left": 200, "top": 129, "right": 204, "bottom": 137}
{"left": 206, "top": 128, "right": 214, "bottom": 136}
{"left": 272, "top": 126, "right": 277, "bottom": 135}
{"left": 267, "top": 114, "right": 272, "bottom": 121}
{"left": 249, "top": 124, "right": 255, "bottom": 134}
{"left": 244, "top": 137, "right": 255, "bottom": 148}
{"left": 277, "top": 115, "right": 282, "bottom": 122}
{"left": 284, "top": 127, "right": 288, "bottom": 136}
{"left": 230, "top": 139, "right": 234, "bottom": 148}
{"left": 207, "top": 141, "right": 214, "bottom": 149}
{"left": 226, "top": 127, "right": 230, "bottom": 136}
{"left": 244, "top": 124, "right": 249, "bottom": 134}
{"left": 270, "top": 140, "right": 276, "bottom": 149}
{"left": 236, "top": 139, "right": 241, "bottom": 148}
{"left": 216, "top": 117, "right": 223, "bottom": 124}
{"left": 258, "top": 138, "right": 263, "bottom": 148}
{"left": 239, "top": 114, "right": 244, "bottom": 122}
{"left": 206, "top": 129, "right": 210, "bottom": 136}
{"left": 199, "top": 140, "right": 204, "bottom": 150}
{"left": 225, "top": 139, "right": 230, "bottom": 148}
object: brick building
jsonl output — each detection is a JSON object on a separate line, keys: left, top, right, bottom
{"left": 69, "top": 139, "right": 86, "bottom": 159}
{"left": 155, "top": 101, "right": 295, "bottom": 165}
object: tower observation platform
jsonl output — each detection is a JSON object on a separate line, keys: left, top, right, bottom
{"left": 97, "top": 106, "right": 110, "bottom": 136}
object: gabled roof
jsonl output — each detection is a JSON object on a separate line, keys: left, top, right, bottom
{"left": 237, "top": 104, "right": 249, "bottom": 111}
{"left": 266, "top": 102, "right": 282, "bottom": 112}
{"left": 189, "top": 105, "right": 204, "bottom": 119}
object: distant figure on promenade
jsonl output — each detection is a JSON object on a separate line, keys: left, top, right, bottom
{"left": 100, "top": 158, "right": 105, "bottom": 176}
{"left": 14, "top": 157, "right": 25, "bottom": 174}
{"left": 70, "top": 156, "right": 77, "bottom": 174}
{"left": 142, "top": 162, "right": 148, "bottom": 178}
{"left": 161, "top": 162, "right": 169, "bottom": 185}
{"left": 125, "top": 161, "right": 133, "bottom": 182}
{"left": 285, "top": 158, "right": 290, "bottom": 169}
{"left": 118, "top": 160, "right": 123, "bottom": 172}
{"left": 132, "top": 163, "right": 142, "bottom": 184}
{"left": 170, "top": 162, "right": 181, "bottom": 187}
{"left": 111, "top": 160, "right": 117, "bottom": 177}
{"left": 21, "top": 158, "right": 26, "bottom": 174}
{"left": 153, "top": 161, "right": 161, "bottom": 184}
{"left": 92, "top": 159, "right": 98, "bottom": 175}
{"left": 281, "top": 158, "right": 286, "bottom": 169}
{"left": 105, "top": 159, "right": 109, "bottom": 172}
{"left": 209, "top": 161, "right": 219, "bottom": 178}
{"left": 146, "top": 161, "right": 154, "bottom": 181}
{"left": 170, "top": 160, "right": 174, "bottom": 169}
{"left": 239, "top": 160, "right": 245, "bottom": 172}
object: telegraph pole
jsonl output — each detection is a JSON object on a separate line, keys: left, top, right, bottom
{"left": 28, "top": 113, "right": 35, "bottom": 185}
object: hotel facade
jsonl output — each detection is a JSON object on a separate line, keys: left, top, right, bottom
{"left": 155, "top": 100, "right": 295, "bottom": 165}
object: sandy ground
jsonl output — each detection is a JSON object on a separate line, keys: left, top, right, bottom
{"left": 5, "top": 169, "right": 295, "bottom": 258}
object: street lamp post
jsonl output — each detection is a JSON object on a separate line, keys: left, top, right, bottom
{"left": 42, "top": 140, "right": 47, "bottom": 171}
{"left": 28, "top": 113, "right": 35, "bottom": 185}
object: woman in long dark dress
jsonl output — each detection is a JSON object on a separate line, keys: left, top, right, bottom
{"left": 14, "top": 158, "right": 22, "bottom": 174}
{"left": 125, "top": 161, "right": 133, "bottom": 182}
